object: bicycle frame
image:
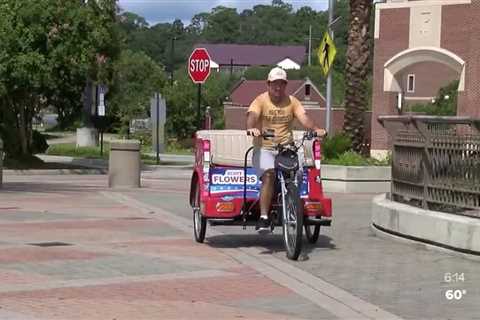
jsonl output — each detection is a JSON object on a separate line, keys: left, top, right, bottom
{"left": 278, "top": 171, "right": 288, "bottom": 224}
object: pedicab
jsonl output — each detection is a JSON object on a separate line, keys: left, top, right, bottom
{"left": 189, "top": 129, "right": 332, "bottom": 260}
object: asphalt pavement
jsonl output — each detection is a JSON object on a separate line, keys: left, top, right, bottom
{"left": 0, "top": 171, "right": 478, "bottom": 319}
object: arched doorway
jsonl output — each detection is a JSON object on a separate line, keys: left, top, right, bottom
{"left": 371, "top": 47, "right": 465, "bottom": 159}
{"left": 383, "top": 47, "right": 465, "bottom": 110}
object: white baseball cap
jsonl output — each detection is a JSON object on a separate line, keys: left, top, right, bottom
{"left": 267, "top": 67, "right": 287, "bottom": 82}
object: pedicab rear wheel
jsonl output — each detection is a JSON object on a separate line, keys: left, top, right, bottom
{"left": 193, "top": 184, "right": 206, "bottom": 243}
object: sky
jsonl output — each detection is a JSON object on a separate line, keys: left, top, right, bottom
{"left": 118, "top": 0, "right": 330, "bottom": 26}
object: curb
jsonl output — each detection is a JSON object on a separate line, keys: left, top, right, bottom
{"left": 3, "top": 169, "right": 107, "bottom": 175}
{"left": 372, "top": 193, "right": 480, "bottom": 257}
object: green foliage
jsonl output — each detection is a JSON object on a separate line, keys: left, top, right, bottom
{"left": 202, "top": 7, "right": 241, "bottom": 43}
{"left": 165, "top": 139, "right": 194, "bottom": 155}
{"left": 163, "top": 68, "right": 239, "bottom": 140}
{"left": 111, "top": 0, "right": 351, "bottom": 142}
{"left": 409, "top": 80, "right": 459, "bottom": 116}
{"left": 46, "top": 143, "right": 110, "bottom": 159}
{"left": 0, "top": 0, "right": 119, "bottom": 157}
{"left": 108, "top": 49, "right": 166, "bottom": 133}
{"left": 45, "top": 142, "right": 189, "bottom": 164}
{"left": 323, "top": 151, "right": 390, "bottom": 166}
{"left": 119, "top": 0, "right": 350, "bottom": 77}
{"left": 130, "top": 131, "right": 152, "bottom": 147}
{"left": 322, "top": 133, "right": 352, "bottom": 160}
{"left": 31, "top": 131, "right": 49, "bottom": 154}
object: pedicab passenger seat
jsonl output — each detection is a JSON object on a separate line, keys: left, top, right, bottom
{"left": 196, "top": 130, "right": 314, "bottom": 167}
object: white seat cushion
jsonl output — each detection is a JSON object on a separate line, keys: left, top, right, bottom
{"left": 196, "top": 130, "right": 314, "bottom": 167}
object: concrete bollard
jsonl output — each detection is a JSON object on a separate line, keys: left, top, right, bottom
{"left": 76, "top": 127, "right": 98, "bottom": 147}
{"left": 108, "top": 140, "right": 141, "bottom": 188}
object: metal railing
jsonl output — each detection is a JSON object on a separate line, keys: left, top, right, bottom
{"left": 378, "top": 115, "right": 480, "bottom": 217}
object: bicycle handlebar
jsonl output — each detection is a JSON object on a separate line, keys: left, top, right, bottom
{"left": 246, "top": 130, "right": 275, "bottom": 139}
{"left": 247, "top": 130, "right": 320, "bottom": 140}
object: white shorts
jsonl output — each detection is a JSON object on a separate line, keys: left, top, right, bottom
{"left": 252, "top": 148, "right": 277, "bottom": 177}
{"left": 252, "top": 147, "right": 305, "bottom": 178}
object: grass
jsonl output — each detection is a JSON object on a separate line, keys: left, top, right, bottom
{"left": 165, "top": 143, "right": 194, "bottom": 155}
{"left": 46, "top": 143, "right": 192, "bottom": 166}
{"left": 46, "top": 143, "right": 110, "bottom": 159}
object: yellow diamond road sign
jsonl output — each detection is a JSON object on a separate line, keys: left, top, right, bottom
{"left": 317, "top": 31, "right": 337, "bottom": 76}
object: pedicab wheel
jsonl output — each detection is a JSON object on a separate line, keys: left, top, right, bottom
{"left": 282, "top": 183, "right": 303, "bottom": 260}
{"left": 305, "top": 224, "right": 320, "bottom": 244}
{"left": 193, "top": 185, "right": 206, "bottom": 243}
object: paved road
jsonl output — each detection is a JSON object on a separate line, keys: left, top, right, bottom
{"left": 0, "top": 171, "right": 478, "bottom": 319}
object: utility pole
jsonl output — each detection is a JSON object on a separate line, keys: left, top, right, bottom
{"left": 308, "top": 25, "right": 312, "bottom": 66}
{"left": 170, "top": 37, "right": 176, "bottom": 85}
{"left": 326, "top": 0, "right": 334, "bottom": 133}
{"left": 156, "top": 93, "right": 160, "bottom": 164}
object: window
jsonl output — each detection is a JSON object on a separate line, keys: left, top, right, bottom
{"left": 407, "top": 74, "right": 415, "bottom": 93}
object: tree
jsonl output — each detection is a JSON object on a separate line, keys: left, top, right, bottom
{"left": 342, "top": 0, "right": 372, "bottom": 155}
{"left": 108, "top": 50, "right": 166, "bottom": 134}
{"left": 188, "top": 12, "right": 209, "bottom": 35}
{"left": 0, "top": 0, "right": 119, "bottom": 156}
{"left": 118, "top": 11, "right": 149, "bottom": 32}
{"left": 163, "top": 68, "right": 239, "bottom": 140}
{"left": 203, "top": 6, "right": 240, "bottom": 43}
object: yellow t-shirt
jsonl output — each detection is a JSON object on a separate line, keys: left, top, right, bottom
{"left": 247, "top": 92, "right": 306, "bottom": 150}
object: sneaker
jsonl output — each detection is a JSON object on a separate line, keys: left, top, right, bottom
{"left": 256, "top": 216, "right": 271, "bottom": 234}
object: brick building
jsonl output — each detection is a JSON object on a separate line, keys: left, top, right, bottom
{"left": 371, "top": 0, "right": 480, "bottom": 158}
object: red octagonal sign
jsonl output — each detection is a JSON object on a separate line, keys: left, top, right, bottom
{"left": 188, "top": 48, "right": 211, "bottom": 84}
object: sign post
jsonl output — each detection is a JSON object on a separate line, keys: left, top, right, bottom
{"left": 156, "top": 93, "right": 160, "bottom": 164}
{"left": 188, "top": 48, "right": 212, "bottom": 130}
{"left": 317, "top": 29, "right": 337, "bottom": 133}
{"left": 150, "top": 93, "right": 166, "bottom": 164}
{"left": 96, "top": 84, "right": 108, "bottom": 157}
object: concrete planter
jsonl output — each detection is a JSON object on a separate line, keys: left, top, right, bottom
{"left": 320, "top": 164, "right": 391, "bottom": 193}
{"left": 372, "top": 194, "right": 480, "bottom": 255}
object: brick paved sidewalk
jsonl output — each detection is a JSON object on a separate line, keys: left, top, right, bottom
{"left": 0, "top": 175, "right": 334, "bottom": 320}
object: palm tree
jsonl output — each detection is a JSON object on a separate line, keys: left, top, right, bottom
{"left": 343, "top": 0, "right": 372, "bottom": 156}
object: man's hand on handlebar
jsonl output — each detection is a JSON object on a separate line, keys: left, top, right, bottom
{"left": 314, "top": 128, "right": 327, "bottom": 140}
{"left": 246, "top": 128, "right": 261, "bottom": 137}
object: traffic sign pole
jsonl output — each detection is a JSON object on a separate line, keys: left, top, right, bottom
{"left": 326, "top": 0, "right": 334, "bottom": 134}
{"left": 197, "top": 84, "right": 202, "bottom": 130}
{"left": 156, "top": 92, "right": 160, "bottom": 165}
{"left": 188, "top": 48, "right": 211, "bottom": 130}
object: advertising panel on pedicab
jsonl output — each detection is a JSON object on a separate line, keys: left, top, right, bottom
{"left": 210, "top": 168, "right": 260, "bottom": 198}
{"left": 209, "top": 168, "right": 309, "bottom": 198}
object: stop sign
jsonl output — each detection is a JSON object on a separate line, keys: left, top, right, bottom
{"left": 188, "top": 48, "right": 212, "bottom": 84}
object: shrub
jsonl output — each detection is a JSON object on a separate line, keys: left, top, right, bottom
{"left": 323, "top": 151, "right": 390, "bottom": 166}
{"left": 322, "top": 133, "right": 352, "bottom": 160}
{"left": 130, "top": 131, "right": 152, "bottom": 146}
{"left": 409, "top": 80, "right": 459, "bottom": 116}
